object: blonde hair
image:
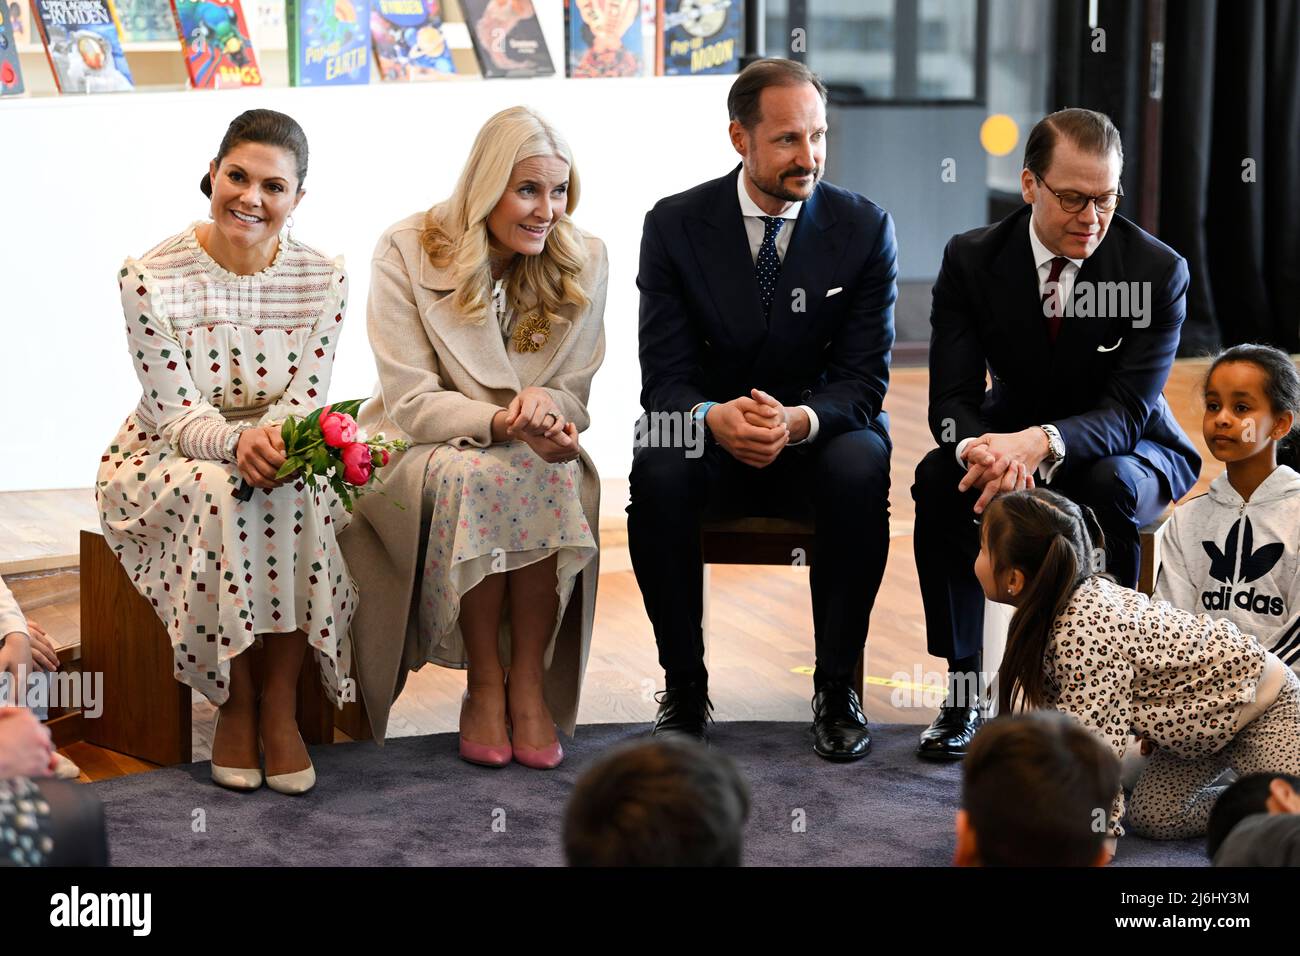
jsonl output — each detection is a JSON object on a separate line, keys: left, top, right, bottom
{"left": 421, "top": 106, "right": 589, "bottom": 325}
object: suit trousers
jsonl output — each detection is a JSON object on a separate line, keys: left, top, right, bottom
{"left": 912, "top": 446, "right": 1170, "bottom": 664}
{"left": 627, "top": 426, "right": 892, "bottom": 690}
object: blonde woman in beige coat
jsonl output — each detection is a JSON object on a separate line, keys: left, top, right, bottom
{"left": 342, "top": 106, "right": 606, "bottom": 769}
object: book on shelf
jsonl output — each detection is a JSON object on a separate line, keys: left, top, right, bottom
{"left": 245, "top": 0, "right": 283, "bottom": 50}
{"left": 170, "top": 0, "right": 262, "bottom": 87}
{"left": 369, "top": 0, "right": 454, "bottom": 81}
{"left": 638, "top": 0, "right": 652, "bottom": 76}
{"left": 7, "top": 0, "right": 33, "bottom": 45}
{"left": 32, "top": 0, "right": 135, "bottom": 92}
{"left": 287, "top": 0, "right": 370, "bottom": 85}
{"left": 657, "top": 0, "right": 741, "bottom": 76}
{"left": 113, "top": 0, "right": 175, "bottom": 41}
{"left": 461, "top": 0, "right": 553, "bottom": 79}
{"left": 0, "top": 0, "right": 25, "bottom": 93}
{"left": 564, "top": 0, "right": 641, "bottom": 78}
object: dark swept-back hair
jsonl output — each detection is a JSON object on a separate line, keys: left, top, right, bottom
{"left": 983, "top": 488, "right": 1106, "bottom": 714}
{"left": 1206, "top": 343, "right": 1300, "bottom": 470}
{"left": 1023, "top": 107, "right": 1124, "bottom": 177}
{"left": 962, "top": 711, "right": 1121, "bottom": 867}
{"left": 727, "top": 57, "right": 828, "bottom": 131}
{"left": 200, "top": 109, "right": 309, "bottom": 198}
{"left": 563, "top": 739, "right": 750, "bottom": 867}
{"left": 1206, "top": 772, "right": 1300, "bottom": 859}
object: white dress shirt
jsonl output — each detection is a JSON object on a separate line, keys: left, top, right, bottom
{"left": 734, "top": 168, "right": 819, "bottom": 444}
{"left": 954, "top": 216, "right": 1079, "bottom": 481}
{"left": 1028, "top": 217, "right": 1083, "bottom": 308}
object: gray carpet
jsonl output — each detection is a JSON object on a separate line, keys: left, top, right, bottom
{"left": 91, "top": 722, "right": 1209, "bottom": 866}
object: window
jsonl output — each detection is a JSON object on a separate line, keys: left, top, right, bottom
{"left": 765, "top": 0, "right": 984, "bottom": 104}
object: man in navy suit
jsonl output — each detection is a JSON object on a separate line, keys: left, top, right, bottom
{"left": 913, "top": 109, "right": 1201, "bottom": 760}
{"left": 628, "top": 58, "right": 898, "bottom": 760}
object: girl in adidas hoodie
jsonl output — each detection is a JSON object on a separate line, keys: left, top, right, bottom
{"left": 1155, "top": 344, "right": 1300, "bottom": 672}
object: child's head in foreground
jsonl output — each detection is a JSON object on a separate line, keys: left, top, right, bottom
{"left": 957, "top": 710, "right": 1120, "bottom": 867}
{"left": 563, "top": 738, "right": 750, "bottom": 866}
{"left": 1206, "top": 772, "right": 1300, "bottom": 859}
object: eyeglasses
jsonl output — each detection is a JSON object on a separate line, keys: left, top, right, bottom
{"left": 1034, "top": 173, "right": 1123, "bottom": 214}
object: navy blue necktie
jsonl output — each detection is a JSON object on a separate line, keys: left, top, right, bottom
{"left": 756, "top": 215, "right": 785, "bottom": 316}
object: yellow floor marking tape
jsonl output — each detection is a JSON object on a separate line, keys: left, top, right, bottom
{"left": 789, "top": 666, "right": 945, "bottom": 694}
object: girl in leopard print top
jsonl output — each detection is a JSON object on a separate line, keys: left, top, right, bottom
{"left": 977, "top": 488, "right": 1300, "bottom": 844}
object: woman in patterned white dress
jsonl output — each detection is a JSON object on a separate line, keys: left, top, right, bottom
{"left": 343, "top": 107, "right": 605, "bottom": 770}
{"left": 97, "top": 110, "right": 353, "bottom": 795}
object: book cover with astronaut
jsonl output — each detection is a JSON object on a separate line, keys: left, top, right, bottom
{"left": 658, "top": 0, "right": 741, "bottom": 76}
{"left": 287, "top": 0, "right": 369, "bottom": 85}
{"left": 0, "top": 0, "right": 24, "bottom": 94}
{"left": 113, "top": 0, "right": 174, "bottom": 41}
{"left": 32, "top": 0, "right": 134, "bottom": 93}
{"left": 461, "top": 0, "right": 552, "bottom": 79}
{"left": 171, "top": 0, "right": 262, "bottom": 88}
{"left": 564, "top": 0, "right": 642, "bottom": 78}
{"left": 369, "top": 0, "right": 454, "bottom": 80}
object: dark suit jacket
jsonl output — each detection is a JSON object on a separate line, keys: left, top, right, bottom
{"left": 636, "top": 165, "right": 898, "bottom": 444}
{"left": 928, "top": 205, "right": 1200, "bottom": 499}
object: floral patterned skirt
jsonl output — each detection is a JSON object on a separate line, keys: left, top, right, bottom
{"left": 417, "top": 442, "right": 596, "bottom": 670}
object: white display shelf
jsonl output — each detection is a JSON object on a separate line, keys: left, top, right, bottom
{"left": 0, "top": 69, "right": 705, "bottom": 107}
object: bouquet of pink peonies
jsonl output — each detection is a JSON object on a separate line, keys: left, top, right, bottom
{"left": 233, "top": 400, "right": 408, "bottom": 510}
{"left": 277, "top": 400, "right": 409, "bottom": 511}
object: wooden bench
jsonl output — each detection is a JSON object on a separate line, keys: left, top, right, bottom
{"left": 79, "top": 530, "right": 337, "bottom": 766}
{"left": 700, "top": 516, "right": 865, "bottom": 702}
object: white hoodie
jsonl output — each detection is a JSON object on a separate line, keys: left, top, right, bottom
{"left": 1155, "top": 465, "right": 1300, "bottom": 673}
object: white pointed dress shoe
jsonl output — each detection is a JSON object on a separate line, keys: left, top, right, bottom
{"left": 260, "top": 733, "right": 316, "bottom": 795}
{"left": 211, "top": 711, "right": 263, "bottom": 791}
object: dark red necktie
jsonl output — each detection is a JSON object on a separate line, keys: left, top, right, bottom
{"left": 1042, "top": 256, "right": 1068, "bottom": 344}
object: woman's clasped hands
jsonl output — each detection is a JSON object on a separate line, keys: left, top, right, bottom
{"left": 501, "top": 386, "right": 580, "bottom": 463}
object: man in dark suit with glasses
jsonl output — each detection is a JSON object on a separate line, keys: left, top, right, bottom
{"left": 912, "top": 108, "right": 1201, "bottom": 760}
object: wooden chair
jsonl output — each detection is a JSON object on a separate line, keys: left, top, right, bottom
{"left": 700, "top": 517, "right": 866, "bottom": 701}
{"left": 80, "top": 530, "right": 336, "bottom": 766}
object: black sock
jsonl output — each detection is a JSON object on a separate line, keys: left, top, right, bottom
{"left": 946, "top": 654, "right": 982, "bottom": 709}
{"left": 665, "top": 666, "right": 708, "bottom": 691}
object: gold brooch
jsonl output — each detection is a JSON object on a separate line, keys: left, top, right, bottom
{"left": 512, "top": 311, "right": 551, "bottom": 353}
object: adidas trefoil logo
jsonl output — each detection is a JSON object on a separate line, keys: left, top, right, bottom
{"left": 1200, "top": 517, "right": 1285, "bottom": 615}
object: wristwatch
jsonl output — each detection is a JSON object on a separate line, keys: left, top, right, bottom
{"left": 1039, "top": 424, "right": 1065, "bottom": 464}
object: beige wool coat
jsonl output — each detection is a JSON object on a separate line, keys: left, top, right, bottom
{"left": 340, "top": 210, "right": 607, "bottom": 742}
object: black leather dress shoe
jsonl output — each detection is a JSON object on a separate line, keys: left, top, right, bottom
{"left": 811, "top": 682, "right": 872, "bottom": 761}
{"left": 916, "top": 705, "right": 983, "bottom": 760}
{"left": 651, "top": 683, "right": 713, "bottom": 742}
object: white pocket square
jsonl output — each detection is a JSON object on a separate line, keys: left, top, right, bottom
{"left": 825, "top": 287, "right": 843, "bottom": 298}
{"left": 1097, "top": 338, "right": 1123, "bottom": 352}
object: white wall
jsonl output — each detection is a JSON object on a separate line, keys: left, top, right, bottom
{"left": 0, "top": 73, "right": 740, "bottom": 491}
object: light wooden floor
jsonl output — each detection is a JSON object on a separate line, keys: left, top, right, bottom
{"left": 3, "top": 360, "right": 1222, "bottom": 782}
